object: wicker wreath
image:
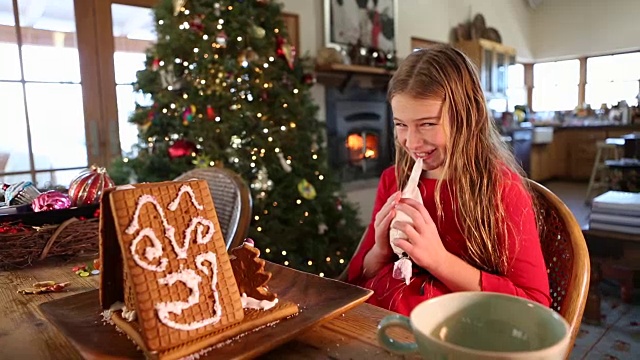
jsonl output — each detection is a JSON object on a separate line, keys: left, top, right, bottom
{"left": 0, "top": 217, "right": 99, "bottom": 269}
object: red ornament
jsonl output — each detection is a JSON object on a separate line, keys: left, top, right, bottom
{"left": 206, "top": 105, "right": 216, "bottom": 120}
{"left": 303, "top": 73, "right": 316, "bottom": 85}
{"left": 68, "top": 165, "right": 116, "bottom": 207}
{"left": 168, "top": 139, "right": 196, "bottom": 159}
{"left": 189, "top": 16, "right": 204, "bottom": 33}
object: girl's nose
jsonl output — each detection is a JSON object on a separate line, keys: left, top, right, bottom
{"left": 405, "top": 128, "right": 422, "bottom": 149}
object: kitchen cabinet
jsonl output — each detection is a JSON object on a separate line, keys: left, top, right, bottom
{"left": 454, "top": 39, "right": 516, "bottom": 99}
{"left": 528, "top": 125, "right": 640, "bottom": 182}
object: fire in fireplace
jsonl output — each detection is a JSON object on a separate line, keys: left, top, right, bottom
{"left": 325, "top": 87, "right": 393, "bottom": 182}
{"left": 346, "top": 130, "right": 379, "bottom": 171}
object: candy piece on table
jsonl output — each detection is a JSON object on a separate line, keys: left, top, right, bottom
{"left": 17, "top": 281, "right": 70, "bottom": 295}
{"left": 1, "top": 181, "right": 41, "bottom": 206}
{"left": 72, "top": 265, "right": 86, "bottom": 272}
{"left": 31, "top": 190, "right": 72, "bottom": 212}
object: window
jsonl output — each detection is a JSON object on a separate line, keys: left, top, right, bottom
{"left": 0, "top": 0, "right": 157, "bottom": 188}
{"left": 0, "top": 0, "right": 88, "bottom": 187}
{"left": 111, "top": 4, "right": 156, "bottom": 155}
{"left": 532, "top": 59, "right": 580, "bottom": 112}
{"left": 586, "top": 52, "right": 640, "bottom": 108}
{"left": 506, "top": 63, "right": 526, "bottom": 112}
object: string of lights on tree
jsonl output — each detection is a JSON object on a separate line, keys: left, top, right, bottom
{"left": 113, "top": 0, "right": 363, "bottom": 277}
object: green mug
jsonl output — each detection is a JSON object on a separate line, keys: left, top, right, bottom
{"left": 377, "top": 291, "right": 571, "bottom": 360}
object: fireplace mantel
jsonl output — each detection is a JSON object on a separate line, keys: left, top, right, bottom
{"left": 315, "top": 63, "right": 394, "bottom": 92}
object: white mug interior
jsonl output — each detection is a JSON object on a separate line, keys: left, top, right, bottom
{"left": 410, "top": 291, "right": 570, "bottom": 357}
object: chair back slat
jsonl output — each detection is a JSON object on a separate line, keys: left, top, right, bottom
{"left": 174, "top": 168, "right": 252, "bottom": 250}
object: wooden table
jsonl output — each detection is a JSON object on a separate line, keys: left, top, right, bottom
{"left": 582, "top": 226, "right": 640, "bottom": 324}
{"left": 0, "top": 257, "right": 419, "bottom": 359}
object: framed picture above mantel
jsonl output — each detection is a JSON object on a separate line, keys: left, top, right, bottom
{"left": 323, "top": 0, "right": 397, "bottom": 54}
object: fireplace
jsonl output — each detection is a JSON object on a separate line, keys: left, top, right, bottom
{"left": 326, "top": 87, "right": 394, "bottom": 182}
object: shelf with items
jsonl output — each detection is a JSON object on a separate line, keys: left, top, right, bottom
{"left": 455, "top": 39, "right": 516, "bottom": 99}
{"left": 315, "top": 63, "right": 394, "bottom": 91}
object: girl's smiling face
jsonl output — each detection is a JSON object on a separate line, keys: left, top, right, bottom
{"left": 391, "top": 94, "right": 448, "bottom": 179}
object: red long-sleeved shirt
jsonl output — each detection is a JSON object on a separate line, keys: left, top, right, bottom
{"left": 347, "top": 166, "right": 551, "bottom": 316}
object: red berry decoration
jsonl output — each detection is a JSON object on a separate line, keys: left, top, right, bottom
{"left": 68, "top": 165, "right": 115, "bottom": 207}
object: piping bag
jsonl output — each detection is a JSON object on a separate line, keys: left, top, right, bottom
{"left": 389, "top": 158, "right": 424, "bottom": 285}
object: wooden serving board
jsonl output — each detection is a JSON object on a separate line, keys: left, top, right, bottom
{"left": 39, "top": 262, "right": 373, "bottom": 359}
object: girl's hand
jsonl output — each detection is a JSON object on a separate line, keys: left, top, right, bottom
{"left": 371, "top": 191, "right": 402, "bottom": 261}
{"left": 391, "top": 198, "right": 449, "bottom": 273}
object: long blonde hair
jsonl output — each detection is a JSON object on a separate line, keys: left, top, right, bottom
{"left": 388, "top": 45, "right": 526, "bottom": 275}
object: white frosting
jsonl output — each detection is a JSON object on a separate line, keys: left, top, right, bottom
{"left": 116, "top": 184, "right": 136, "bottom": 190}
{"left": 195, "top": 251, "right": 222, "bottom": 322}
{"left": 125, "top": 194, "right": 176, "bottom": 244}
{"left": 109, "top": 301, "right": 126, "bottom": 311}
{"left": 168, "top": 184, "right": 204, "bottom": 211}
{"left": 122, "top": 306, "right": 137, "bottom": 322}
{"left": 103, "top": 301, "right": 136, "bottom": 322}
{"left": 392, "top": 257, "right": 413, "bottom": 285}
{"left": 241, "top": 293, "right": 278, "bottom": 311}
{"left": 129, "top": 228, "right": 168, "bottom": 272}
{"left": 172, "top": 216, "right": 215, "bottom": 258}
{"left": 155, "top": 254, "right": 222, "bottom": 331}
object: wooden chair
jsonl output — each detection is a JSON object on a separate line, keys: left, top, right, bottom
{"left": 336, "top": 180, "right": 590, "bottom": 358}
{"left": 174, "top": 167, "right": 252, "bottom": 250}
{"left": 529, "top": 179, "right": 590, "bottom": 358}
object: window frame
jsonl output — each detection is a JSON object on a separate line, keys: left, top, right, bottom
{"left": 0, "top": 0, "right": 159, "bottom": 187}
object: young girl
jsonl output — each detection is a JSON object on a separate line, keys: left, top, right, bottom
{"left": 346, "top": 44, "right": 551, "bottom": 316}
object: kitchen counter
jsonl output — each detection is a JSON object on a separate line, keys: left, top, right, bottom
{"left": 528, "top": 123, "right": 640, "bottom": 182}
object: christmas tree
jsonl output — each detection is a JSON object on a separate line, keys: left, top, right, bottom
{"left": 110, "top": 0, "right": 364, "bottom": 277}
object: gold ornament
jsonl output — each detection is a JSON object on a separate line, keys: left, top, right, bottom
{"left": 138, "top": 120, "right": 152, "bottom": 133}
{"left": 281, "top": 43, "right": 295, "bottom": 69}
{"left": 297, "top": 179, "right": 317, "bottom": 200}
{"left": 246, "top": 48, "right": 259, "bottom": 62}
{"left": 192, "top": 155, "right": 212, "bottom": 168}
{"left": 237, "top": 50, "right": 247, "bottom": 65}
{"left": 252, "top": 25, "right": 266, "bottom": 39}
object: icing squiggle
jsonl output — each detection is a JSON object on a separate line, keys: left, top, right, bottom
{"left": 168, "top": 184, "right": 204, "bottom": 211}
{"left": 125, "top": 195, "right": 176, "bottom": 244}
{"left": 195, "top": 251, "right": 222, "bottom": 324}
{"left": 172, "top": 217, "right": 215, "bottom": 259}
{"left": 129, "top": 228, "right": 168, "bottom": 272}
{"left": 155, "top": 264, "right": 222, "bottom": 331}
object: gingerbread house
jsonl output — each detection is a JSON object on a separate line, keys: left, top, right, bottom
{"left": 99, "top": 179, "right": 298, "bottom": 360}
